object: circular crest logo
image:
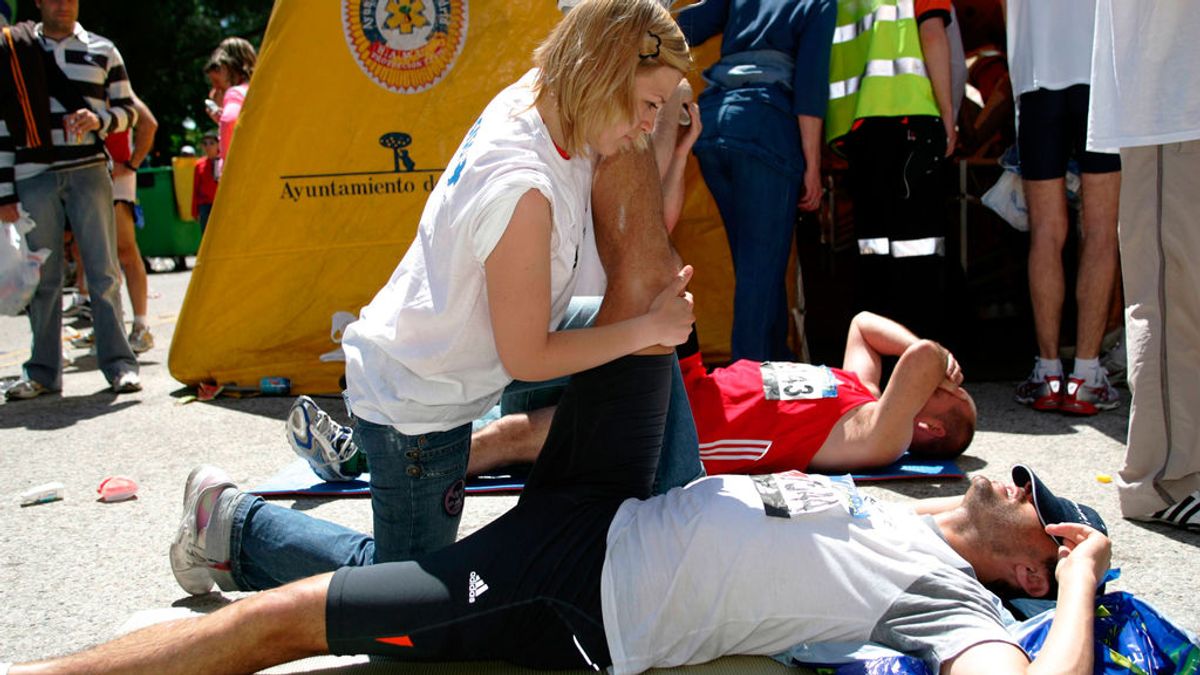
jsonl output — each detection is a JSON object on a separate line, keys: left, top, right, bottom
{"left": 342, "top": 0, "right": 468, "bottom": 94}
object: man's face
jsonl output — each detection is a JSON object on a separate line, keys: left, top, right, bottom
{"left": 963, "top": 475, "right": 1056, "bottom": 558}
{"left": 36, "top": 0, "right": 78, "bottom": 33}
{"left": 200, "top": 138, "right": 219, "bottom": 159}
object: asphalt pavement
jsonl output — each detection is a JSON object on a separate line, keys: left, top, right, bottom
{"left": 1, "top": 265, "right": 1197, "bottom": 668}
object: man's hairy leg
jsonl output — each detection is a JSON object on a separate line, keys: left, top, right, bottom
{"left": 591, "top": 145, "right": 683, "bottom": 351}
{"left": 468, "top": 407, "right": 555, "bottom": 475}
{"left": 1024, "top": 178, "right": 1069, "bottom": 359}
{"left": 12, "top": 574, "right": 331, "bottom": 675}
{"left": 1073, "top": 171, "right": 1121, "bottom": 360}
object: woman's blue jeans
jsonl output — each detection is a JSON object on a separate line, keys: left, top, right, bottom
{"left": 227, "top": 297, "right": 703, "bottom": 591}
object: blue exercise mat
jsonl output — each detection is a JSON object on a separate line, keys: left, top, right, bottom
{"left": 249, "top": 456, "right": 964, "bottom": 499}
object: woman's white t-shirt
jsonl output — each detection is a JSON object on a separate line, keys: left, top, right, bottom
{"left": 342, "top": 69, "right": 596, "bottom": 434}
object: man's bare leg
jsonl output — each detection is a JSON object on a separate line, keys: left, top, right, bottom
{"left": 1073, "top": 171, "right": 1121, "bottom": 361}
{"left": 1024, "top": 178, "right": 1070, "bottom": 360}
{"left": 468, "top": 134, "right": 693, "bottom": 476}
{"left": 591, "top": 144, "right": 684, "bottom": 349}
{"left": 12, "top": 575, "right": 331, "bottom": 675}
{"left": 468, "top": 407, "right": 555, "bottom": 475}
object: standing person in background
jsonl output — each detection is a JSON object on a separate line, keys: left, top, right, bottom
{"left": 1088, "top": 2, "right": 1200, "bottom": 530}
{"left": 72, "top": 95, "right": 158, "bottom": 354}
{"left": 677, "top": 0, "right": 837, "bottom": 362}
{"left": 204, "top": 36, "right": 255, "bottom": 181}
{"left": 0, "top": 0, "right": 141, "bottom": 400}
{"left": 106, "top": 96, "right": 156, "bottom": 352}
{"left": 1007, "top": 0, "right": 1122, "bottom": 416}
{"left": 191, "top": 132, "right": 218, "bottom": 234}
{"left": 826, "top": 0, "right": 960, "bottom": 343}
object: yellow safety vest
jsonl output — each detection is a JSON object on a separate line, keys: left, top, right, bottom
{"left": 826, "top": 0, "right": 941, "bottom": 144}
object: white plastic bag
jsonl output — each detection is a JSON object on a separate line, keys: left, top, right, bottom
{"left": 0, "top": 210, "right": 51, "bottom": 316}
{"left": 981, "top": 168, "right": 1029, "bottom": 232}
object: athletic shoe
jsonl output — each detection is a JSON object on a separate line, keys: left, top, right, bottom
{"left": 287, "top": 395, "right": 359, "bottom": 482}
{"left": 128, "top": 324, "right": 155, "bottom": 354}
{"left": 1015, "top": 373, "right": 1063, "bottom": 411}
{"left": 169, "top": 465, "right": 237, "bottom": 595}
{"left": 111, "top": 371, "right": 142, "bottom": 394}
{"left": 69, "top": 331, "right": 95, "bottom": 350}
{"left": 62, "top": 292, "right": 90, "bottom": 320}
{"left": 1100, "top": 339, "right": 1127, "bottom": 387}
{"left": 1151, "top": 491, "right": 1200, "bottom": 531}
{"left": 1059, "top": 373, "right": 1121, "bottom": 415}
{"left": 4, "top": 378, "right": 55, "bottom": 401}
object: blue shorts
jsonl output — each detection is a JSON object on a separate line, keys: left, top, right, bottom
{"left": 1017, "top": 84, "right": 1121, "bottom": 180}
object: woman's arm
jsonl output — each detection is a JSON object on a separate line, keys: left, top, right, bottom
{"left": 219, "top": 86, "right": 246, "bottom": 160}
{"left": 659, "top": 101, "right": 701, "bottom": 234}
{"left": 485, "top": 190, "right": 694, "bottom": 382}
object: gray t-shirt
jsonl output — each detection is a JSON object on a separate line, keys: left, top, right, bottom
{"left": 600, "top": 473, "right": 1019, "bottom": 674}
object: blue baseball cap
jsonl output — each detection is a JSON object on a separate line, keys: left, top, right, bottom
{"left": 1012, "top": 464, "right": 1107, "bottom": 545}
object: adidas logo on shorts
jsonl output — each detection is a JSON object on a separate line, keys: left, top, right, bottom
{"left": 468, "top": 571, "right": 489, "bottom": 604}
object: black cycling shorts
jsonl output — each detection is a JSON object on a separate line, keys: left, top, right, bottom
{"left": 1017, "top": 84, "right": 1121, "bottom": 180}
{"left": 325, "top": 353, "right": 676, "bottom": 670}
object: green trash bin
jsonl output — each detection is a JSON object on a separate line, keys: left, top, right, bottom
{"left": 135, "top": 166, "right": 202, "bottom": 259}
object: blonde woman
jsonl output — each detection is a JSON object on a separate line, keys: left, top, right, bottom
{"left": 169, "top": 0, "right": 703, "bottom": 597}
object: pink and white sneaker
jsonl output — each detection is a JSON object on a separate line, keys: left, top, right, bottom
{"left": 169, "top": 465, "right": 237, "bottom": 595}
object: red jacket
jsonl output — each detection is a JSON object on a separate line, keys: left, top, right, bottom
{"left": 192, "top": 156, "right": 218, "bottom": 217}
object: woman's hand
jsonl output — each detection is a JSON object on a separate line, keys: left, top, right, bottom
{"left": 675, "top": 101, "right": 701, "bottom": 155}
{"left": 646, "top": 265, "right": 695, "bottom": 347}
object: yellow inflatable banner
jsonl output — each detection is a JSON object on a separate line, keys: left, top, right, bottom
{"left": 169, "top": 0, "right": 734, "bottom": 394}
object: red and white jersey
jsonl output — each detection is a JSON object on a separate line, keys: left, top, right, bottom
{"left": 680, "top": 353, "right": 878, "bottom": 475}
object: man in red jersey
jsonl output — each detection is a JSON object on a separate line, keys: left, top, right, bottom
{"left": 288, "top": 310, "right": 975, "bottom": 480}
{"left": 682, "top": 310, "right": 976, "bottom": 475}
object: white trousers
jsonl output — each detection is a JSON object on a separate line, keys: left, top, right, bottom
{"left": 1117, "top": 140, "right": 1200, "bottom": 518}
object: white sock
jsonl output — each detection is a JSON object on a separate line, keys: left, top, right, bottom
{"left": 1072, "top": 357, "right": 1102, "bottom": 384}
{"left": 1035, "top": 357, "right": 1063, "bottom": 379}
{"left": 133, "top": 314, "right": 148, "bottom": 328}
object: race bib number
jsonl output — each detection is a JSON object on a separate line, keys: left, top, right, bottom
{"left": 752, "top": 471, "right": 866, "bottom": 519}
{"left": 761, "top": 362, "right": 840, "bottom": 401}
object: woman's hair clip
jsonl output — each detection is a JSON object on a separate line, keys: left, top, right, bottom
{"left": 639, "top": 31, "right": 662, "bottom": 60}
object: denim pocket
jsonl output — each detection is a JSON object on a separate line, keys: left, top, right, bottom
{"left": 403, "top": 426, "right": 470, "bottom": 481}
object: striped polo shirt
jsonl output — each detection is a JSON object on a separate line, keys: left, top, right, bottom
{"left": 0, "top": 21, "right": 137, "bottom": 205}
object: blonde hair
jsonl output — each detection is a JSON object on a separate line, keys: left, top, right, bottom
{"left": 533, "top": 0, "right": 691, "bottom": 155}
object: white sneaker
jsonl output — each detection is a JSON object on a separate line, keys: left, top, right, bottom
{"left": 169, "top": 466, "right": 237, "bottom": 595}
{"left": 1101, "top": 339, "right": 1127, "bottom": 387}
{"left": 112, "top": 371, "right": 142, "bottom": 394}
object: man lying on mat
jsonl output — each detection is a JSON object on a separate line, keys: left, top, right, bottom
{"left": 289, "top": 310, "right": 977, "bottom": 480}
{"left": 7, "top": 265, "right": 1107, "bottom": 674}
